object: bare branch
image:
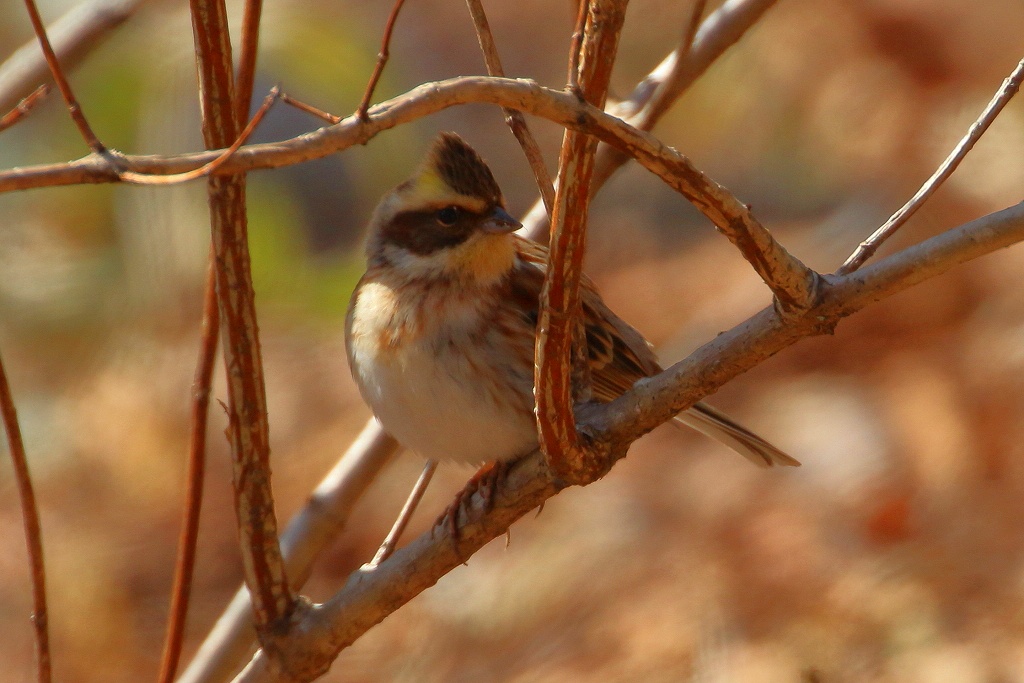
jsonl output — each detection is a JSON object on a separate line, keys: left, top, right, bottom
{"left": 236, "top": 200, "right": 1024, "bottom": 683}
{"left": 536, "top": 0, "right": 628, "bottom": 479}
{"left": 21, "top": 0, "right": 104, "bottom": 151}
{"left": 0, "top": 350, "right": 51, "bottom": 683}
{"left": 521, "top": 0, "right": 780, "bottom": 237}
{"left": 837, "top": 56, "right": 1024, "bottom": 275}
{"left": 0, "top": 77, "right": 758, "bottom": 193}
{"left": 365, "top": 460, "right": 437, "bottom": 568}
{"left": 566, "top": 0, "right": 589, "bottom": 92}
{"left": 465, "top": 0, "right": 555, "bottom": 215}
{"left": 0, "top": 75, "right": 828, "bottom": 313}
{"left": 159, "top": 22, "right": 268, "bottom": 678}
{"left": 157, "top": 258, "right": 218, "bottom": 683}
{"left": 357, "top": 0, "right": 408, "bottom": 121}
{"left": 234, "top": 0, "right": 264, "bottom": 126}
{"left": 179, "top": 421, "right": 398, "bottom": 683}
{"left": 118, "top": 87, "right": 280, "bottom": 185}
{"left": 0, "top": 0, "right": 142, "bottom": 115}
{"left": 188, "top": 0, "right": 294, "bottom": 645}
{"left": 599, "top": 201, "right": 1024, "bottom": 444}
{"left": 279, "top": 91, "right": 341, "bottom": 125}
{"left": 0, "top": 83, "right": 49, "bottom": 133}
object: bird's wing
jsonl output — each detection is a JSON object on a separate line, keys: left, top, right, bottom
{"left": 512, "top": 236, "right": 660, "bottom": 403}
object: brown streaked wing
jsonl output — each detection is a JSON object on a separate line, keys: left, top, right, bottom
{"left": 512, "top": 236, "right": 661, "bottom": 403}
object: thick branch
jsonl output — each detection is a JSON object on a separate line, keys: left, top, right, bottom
{"left": 19, "top": 74, "right": 812, "bottom": 309}
{"left": 520, "top": 0, "right": 780, "bottom": 237}
{"left": 180, "top": 421, "right": 397, "bottom": 683}
{"left": 236, "top": 201, "right": 1024, "bottom": 682}
{"left": 189, "top": 0, "right": 293, "bottom": 645}
{"left": 536, "top": 0, "right": 627, "bottom": 478}
{"left": 0, "top": 78, "right": 811, "bottom": 300}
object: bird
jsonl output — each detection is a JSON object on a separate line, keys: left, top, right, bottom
{"left": 345, "top": 132, "right": 798, "bottom": 491}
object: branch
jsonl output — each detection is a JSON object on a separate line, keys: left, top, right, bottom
{"left": 0, "top": 83, "right": 49, "bottom": 133}
{"left": 0, "top": 0, "right": 141, "bottom": 115}
{"left": 837, "top": 55, "right": 1024, "bottom": 275}
{"left": 161, "top": 12, "right": 268, "bottom": 678}
{"left": 157, "top": 258, "right": 218, "bottom": 683}
{"left": 234, "top": 0, "right": 263, "bottom": 126}
{"left": 21, "top": 0, "right": 104, "bottom": 150}
{"left": 536, "top": 0, "right": 627, "bottom": 478}
{"left": 0, "top": 350, "right": 51, "bottom": 683}
{"left": 357, "top": 0, "right": 407, "bottom": 120}
{"left": 188, "top": 0, "right": 294, "bottom": 649}
{"left": 178, "top": 421, "right": 398, "bottom": 683}
{"left": 465, "top": 0, "right": 555, "bottom": 214}
{"left": 598, "top": 202, "right": 1024, "bottom": 444}
{"left": 0, "top": 77, "right": 755, "bottom": 192}
{"left": 0, "top": 77, "right": 814, "bottom": 303}
{"left": 236, "top": 200, "right": 1024, "bottom": 683}
{"left": 519, "top": 0, "right": 780, "bottom": 237}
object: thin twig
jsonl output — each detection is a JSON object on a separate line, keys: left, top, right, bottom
{"left": 365, "top": 460, "right": 437, "bottom": 568}
{"left": 157, "top": 258, "right": 219, "bottom": 683}
{"left": 837, "top": 56, "right": 1024, "bottom": 275}
{"left": 188, "top": 0, "right": 294, "bottom": 645}
{"left": 280, "top": 91, "right": 341, "bottom": 125}
{"left": 234, "top": 0, "right": 264, "bottom": 127}
{"left": 0, "top": 0, "right": 142, "bottom": 116}
{"left": 0, "top": 84, "right": 50, "bottom": 133}
{"left": 357, "top": 0, "right": 408, "bottom": 121}
{"left": 21, "top": 0, "right": 103, "bottom": 151}
{"left": 465, "top": 0, "right": 555, "bottom": 215}
{"left": 118, "top": 87, "right": 279, "bottom": 185}
{"left": 0, "top": 351, "right": 51, "bottom": 683}
{"left": 566, "top": 0, "right": 590, "bottom": 93}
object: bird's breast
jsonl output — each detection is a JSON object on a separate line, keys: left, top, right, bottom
{"left": 346, "top": 276, "right": 536, "bottom": 463}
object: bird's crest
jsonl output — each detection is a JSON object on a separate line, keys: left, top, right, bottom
{"left": 412, "top": 132, "right": 503, "bottom": 207}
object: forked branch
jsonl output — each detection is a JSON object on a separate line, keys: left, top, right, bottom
{"left": 837, "top": 56, "right": 1024, "bottom": 275}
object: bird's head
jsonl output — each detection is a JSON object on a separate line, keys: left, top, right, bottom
{"left": 366, "top": 132, "right": 522, "bottom": 285}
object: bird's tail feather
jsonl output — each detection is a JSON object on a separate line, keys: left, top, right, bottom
{"left": 674, "top": 401, "right": 800, "bottom": 468}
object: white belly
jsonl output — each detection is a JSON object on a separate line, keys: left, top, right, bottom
{"left": 350, "top": 338, "right": 536, "bottom": 463}
{"left": 347, "top": 273, "right": 538, "bottom": 462}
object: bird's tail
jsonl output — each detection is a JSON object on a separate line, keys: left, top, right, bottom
{"left": 675, "top": 401, "right": 800, "bottom": 468}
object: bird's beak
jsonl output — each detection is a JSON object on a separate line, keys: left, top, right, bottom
{"left": 481, "top": 206, "right": 522, "bottom": 234}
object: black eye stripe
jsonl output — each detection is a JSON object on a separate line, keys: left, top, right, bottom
{"left": 383, "top": 208, "right": 477, "bottom": 255}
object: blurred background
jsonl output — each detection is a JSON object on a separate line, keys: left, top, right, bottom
{"left": 1, "top": 0, "right": 1024, "bottom": 681}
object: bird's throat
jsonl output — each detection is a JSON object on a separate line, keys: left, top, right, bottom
{"left": 450, "top": 233, "right": 517, "bottom": 286}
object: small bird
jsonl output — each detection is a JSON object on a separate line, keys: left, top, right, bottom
{"left": 346, "top": 132, "right": 798, "bottom": 479}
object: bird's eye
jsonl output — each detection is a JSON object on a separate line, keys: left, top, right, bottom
{"left": 436, "top": 206, "right": 460, "bottom": 227}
